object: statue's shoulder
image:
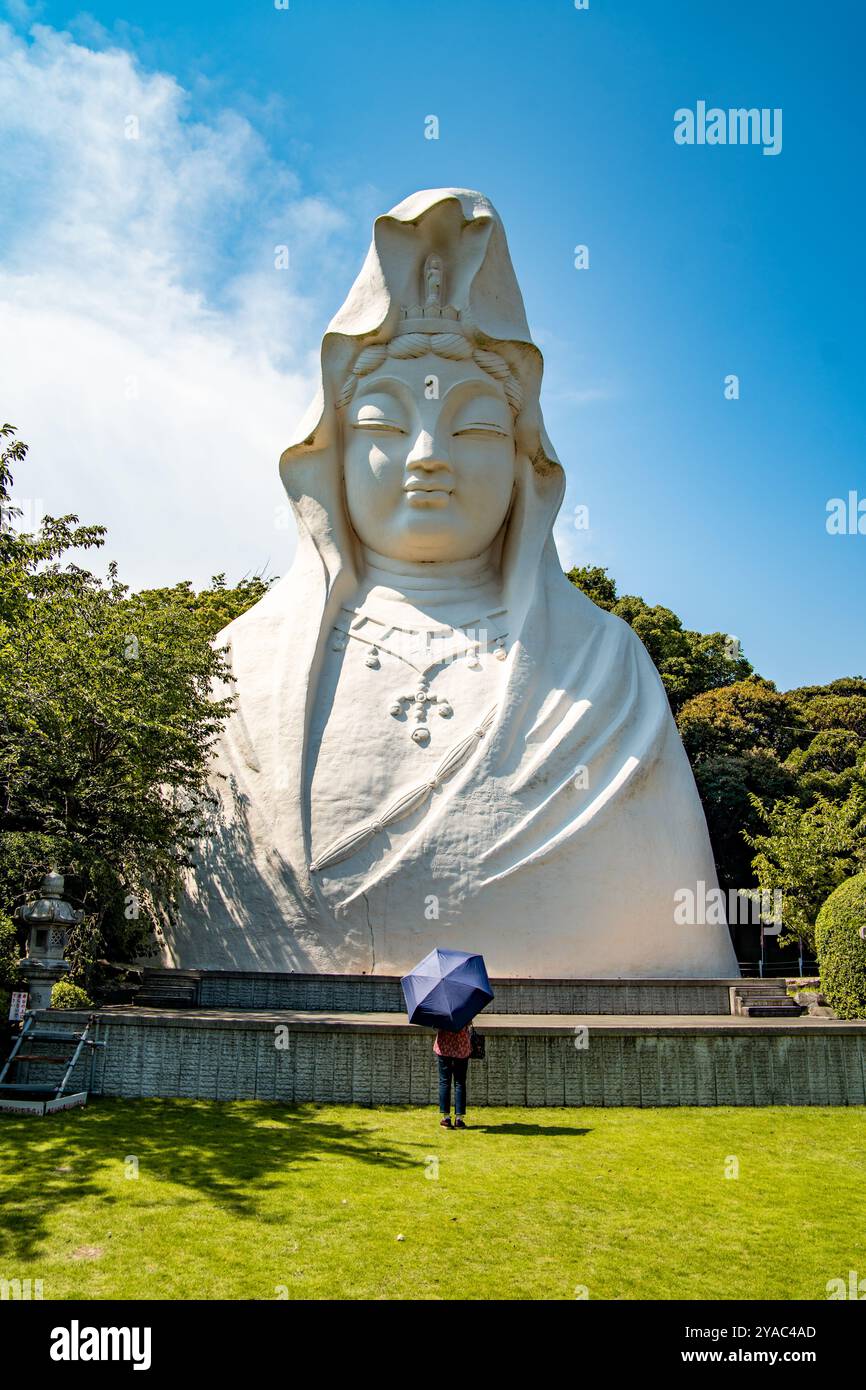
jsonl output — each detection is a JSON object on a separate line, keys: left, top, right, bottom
{"left": 552, "top": 570, "right": 631, "bottom": 638}
{"left": 209, "top": 572, "right": 305, "bottom": 688}
{"left": 212, "top": 582, "right": 285, "bottom": 647}
{"left": 552, "top": 570, "right": 663, "bottom": 674}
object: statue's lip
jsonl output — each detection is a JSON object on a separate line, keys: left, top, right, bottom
{"left": 402, "top": 480, "right": 453, "bottom": 494}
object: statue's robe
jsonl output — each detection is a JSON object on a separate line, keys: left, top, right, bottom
{"left": 165, "top": 531, "right": 737, "bottom": 977}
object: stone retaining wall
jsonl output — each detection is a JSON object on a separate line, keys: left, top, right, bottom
{"left": 28, "top": 1011, "right": 866, "bottom": 1108}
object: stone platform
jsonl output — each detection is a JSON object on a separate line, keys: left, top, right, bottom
{"left": 26, "top": 1007, "right": 866, "bottom": 1108}
{"left": 137, "top": 969, "right": 737, "bottom": 1015}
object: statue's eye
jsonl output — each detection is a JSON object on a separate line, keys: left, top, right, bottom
{"left": 453, "top": 424, "right": 510, "bottom": 438}
{"left": 353, "top": 412, "right": 406, "bottom": 434}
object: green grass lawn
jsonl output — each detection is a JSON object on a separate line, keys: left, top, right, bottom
{"left": 1, "top": 1100, "right": 863, "bottom": 1300}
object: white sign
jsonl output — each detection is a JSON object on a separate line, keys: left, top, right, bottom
{"left": 8, "top": 991, "right": 28, "bottom": 1022}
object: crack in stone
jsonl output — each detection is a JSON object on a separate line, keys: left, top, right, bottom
{"left": 361, "top": 891, "right": 376, "bottom": 974}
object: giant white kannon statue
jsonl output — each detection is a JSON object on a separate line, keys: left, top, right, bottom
{"left": 165, "top": 188, "right": 738, "bottom": 978}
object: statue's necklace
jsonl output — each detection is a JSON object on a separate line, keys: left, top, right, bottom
{"left": 312, "top": 606, "right": 509, "bottom": 875}
{"left": 329, "top": 605, "right": 508, "bottom": 747}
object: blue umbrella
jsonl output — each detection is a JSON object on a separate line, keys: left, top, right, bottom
{"left": 401, "top": 948, "right": 494, "bottom": 1029}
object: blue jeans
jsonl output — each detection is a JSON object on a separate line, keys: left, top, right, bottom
{"left": 438, "top": 1055, "right": 468, "bottom": 1116}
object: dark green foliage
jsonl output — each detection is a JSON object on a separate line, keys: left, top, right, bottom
{"left": 677, "top": 679, "right": 801, "bottom": 763}
{"left": 690, "top": 751, "right": 799, "bottom": 895}
{"left": 786, "top": 730, "right": 865, "bottom": 801}
{"left": 0, "top": 910, "right": 19, "bottom": 990}
{"left": 815, "top": 873, "right": 866, "bottom": 1019}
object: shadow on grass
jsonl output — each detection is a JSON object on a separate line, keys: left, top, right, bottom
{"left": 472, "top": 1122, "right": 592, "bottom": 1137}
{"left": 0, "top": 1099, "right": 415, "bottom": 1260}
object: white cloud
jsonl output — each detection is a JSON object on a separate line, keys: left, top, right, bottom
{"left": 0, "top": 22, "right": 350, "bottom": 589}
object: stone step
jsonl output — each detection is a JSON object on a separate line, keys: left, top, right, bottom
{"left": 136, "top": 979, "right": 198, "bottom": 1008}
{"left": 733, "top": 982, "right": 806, "bottom": 1018}
{"left": 744, "top": 1005, "right": 805, "bottom": 1018}
{"left": 738, "top": 983, "right": 792, "bottom": 994}
{"left": 742, "top": 995, "right": 797, "bottom": 1006}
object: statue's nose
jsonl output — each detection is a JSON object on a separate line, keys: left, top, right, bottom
{"left": 405, "top": 429, "right": 449, "bottom": 472}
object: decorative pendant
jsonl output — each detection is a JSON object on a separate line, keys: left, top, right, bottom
{"left": 389, "top": 674, "right": 453, "bottom": 743}
{"left": 332, "top": 609, "right": 508, "bottom": 747}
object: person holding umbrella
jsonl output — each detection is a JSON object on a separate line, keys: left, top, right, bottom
{"left": 433, "top": 1023, "right": 472, "bottom": 1128}
{"left": 400, "top": 948, "right": 494, "bottom": 1130}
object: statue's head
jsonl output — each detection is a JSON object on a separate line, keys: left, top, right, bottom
{"left": 279, "top": 189, "right": 564, "bottom": 588}
{"left": 337, "top": 325, "right": 524, "bottom": 562}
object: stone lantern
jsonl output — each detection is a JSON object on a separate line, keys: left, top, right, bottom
{"left": 14, "top": 871, "right": 84, "bottom": 1011}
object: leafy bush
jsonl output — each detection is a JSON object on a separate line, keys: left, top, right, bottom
{"left": 49, "top": 979, "right": 94, "bottom": 1011}
{"left": 815, "top": 873, "right": 866, "bottom": 1019}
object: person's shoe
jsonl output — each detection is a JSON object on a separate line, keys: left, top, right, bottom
{"left": 440, "top": 1116, "right": 452, "bottom": 1128}
{"left": 454, "top": 1117, "right": 467, "bottom": 1129}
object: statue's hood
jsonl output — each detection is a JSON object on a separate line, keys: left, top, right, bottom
{"left": 275, "top": 187, "right": 565, "bottom": 620}
{"left": 281, "top": 186, "right": 560, "bottom": 474}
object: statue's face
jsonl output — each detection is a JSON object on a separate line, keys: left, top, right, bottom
{"left": 342, "top": 351, "right": 516, "bottom": 562}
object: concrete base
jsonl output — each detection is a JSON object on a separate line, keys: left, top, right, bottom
{"left": 36, "top": 1008, "right": 866, "bottom": 1108}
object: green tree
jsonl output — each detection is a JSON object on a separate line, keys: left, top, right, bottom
{"left": 0, "top": 424, "right": 238, "bottom": 974}
{"left": 677, "top": 679, "right": 802, "bottom": 764}
{"left": 744, "top": 789, "right": 866, "bottom": 951}
{"left": 137, "top": 573, "right": 276, "bottom": 641}
{"left": 786, "top": 731, "right": 865, "bottom": 802}
{"left": 565, "top": 564, "right": 618, "bottom": 611}
{"left": 787, "top": 679, "right": 866, "bottom": 739}
{"left": 782, "top": 680, "right": 866, "bottom": 804}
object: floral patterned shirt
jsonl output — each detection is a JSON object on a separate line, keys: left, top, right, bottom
{"left": 433, "top": 1026, "right": 472, "bottom": 1059}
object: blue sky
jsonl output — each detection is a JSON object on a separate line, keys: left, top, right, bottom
{"left": 0, "top": 0, "right": 863, "bottom": 691}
